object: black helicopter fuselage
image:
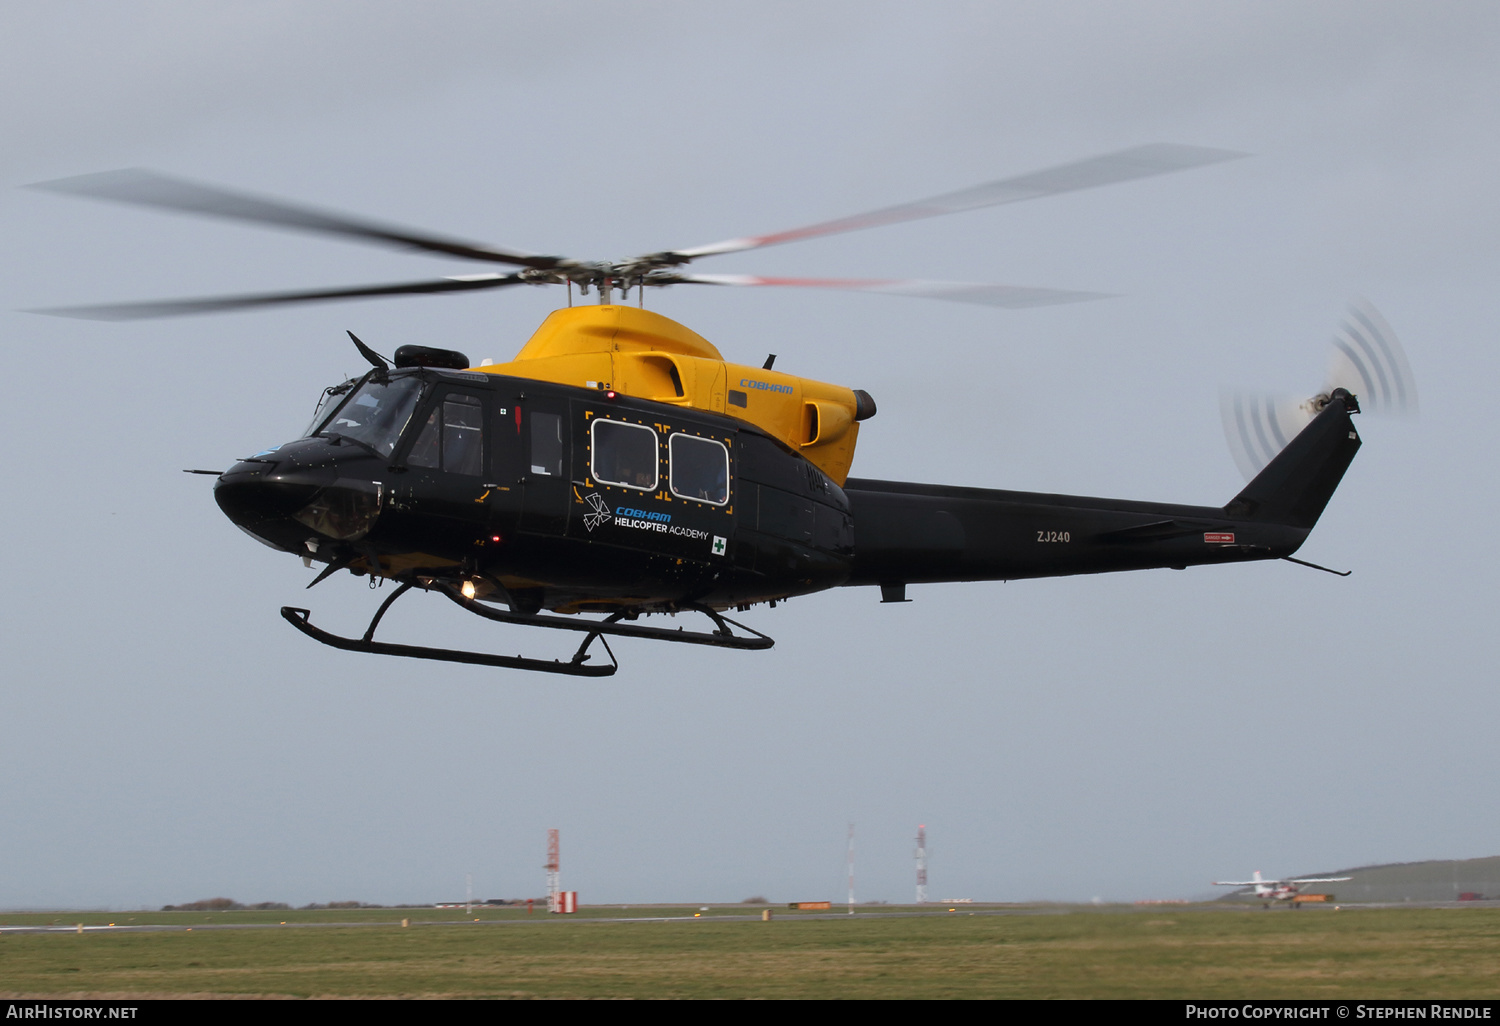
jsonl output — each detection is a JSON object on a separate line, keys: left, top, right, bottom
{"left": 215, "top": 366, "right": 1362, "bottom": 616}
{"left": 216, "top": 367, "right": 850, "bottom": 614}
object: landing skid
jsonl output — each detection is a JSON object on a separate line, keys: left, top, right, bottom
{"left": 282, "top": 605, "right": 618, "bottom": 676}
{"left": 280, "top": 580, "right": 773, "bottom": 676}
{"left": 444, "top": 589, "right": 774, "bottom": 650}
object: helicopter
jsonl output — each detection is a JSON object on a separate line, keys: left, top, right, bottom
{"left": 29, "top": 144, "right": 1407, "bottom": 677}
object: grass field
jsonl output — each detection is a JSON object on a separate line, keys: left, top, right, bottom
{"left": 2, "top": 904, "right": 1498, "bottom": 999}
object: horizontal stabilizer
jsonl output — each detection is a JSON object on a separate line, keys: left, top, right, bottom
{"left": 1096, "top": 519, "right": 1201, "bottom": 542}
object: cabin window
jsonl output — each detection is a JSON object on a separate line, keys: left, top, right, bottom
{"left": 668, "top": 433, "right": 730, "bottom": 505}
{"left": 530, "top": 411, "right": 564, "bottom": 477}
{"left": 406, "top": 393, "right": 485, "bottom": 475}
{"left": 591, "top": 419, "right": 658, "bottom": 491}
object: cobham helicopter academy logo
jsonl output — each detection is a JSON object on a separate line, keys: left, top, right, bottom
{"left": 582, "top": 493, "right": 612, "bottom": 532}
{"left": 581, "top": 493, "right": 726, "bottom": 555}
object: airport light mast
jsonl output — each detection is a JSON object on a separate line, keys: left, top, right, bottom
{"left": 915, "top": 825, "right": 928, "bottom": 904}
{"left": 846, "top": 823, "right": 855, "bottom": 915}
{"left": 546, "top": 829, "right": 560, "bottom": 914}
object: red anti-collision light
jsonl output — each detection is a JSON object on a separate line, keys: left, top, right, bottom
{"left": 491, "top": 535, "right": 502, "bottom": 543}
{"left": 605, "top": 390, "right": 618, "bottom": 400}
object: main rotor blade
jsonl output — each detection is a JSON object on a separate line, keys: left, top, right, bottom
{"left": 671, "top": 144, "right": 1245, "bottom": 260}
{"left": 29, "top": 170, "right": 567, "bottom": 270}
{"left": 29, "top": 272, "right": 529, "bottom": 320}
{"left": 672, "top": 273, "right": 1112, "bottom": 308}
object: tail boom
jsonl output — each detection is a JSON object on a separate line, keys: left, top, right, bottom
{"left": 843, "top": 396, "right": 1360, "bottom": 588}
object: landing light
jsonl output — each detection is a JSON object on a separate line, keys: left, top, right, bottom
{"left": 461, "top": 581, "right": 476, "bottom": 600}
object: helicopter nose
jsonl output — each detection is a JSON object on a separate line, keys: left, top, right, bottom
{"left": 215, "top": 461, "right": 337, "bottom": 535}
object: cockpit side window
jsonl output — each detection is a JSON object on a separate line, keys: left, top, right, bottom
{"left": 319, "top": 375, "right": 424, "bottom": 458}
{"left": 405, "top": 393, "right": 485, "bottom": 475}
{"left": 406, "top": 409, "right": 440, "bottom": 469}
{"left": 668, "top": 433, "right": 730, "bottom": 505}
{"left": 443, "top": 396, "right": 484, "bottom": 476}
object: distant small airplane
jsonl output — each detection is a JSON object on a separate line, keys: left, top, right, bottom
{"left": 1212, "top": 870, "right": 1352, "bottom": 907}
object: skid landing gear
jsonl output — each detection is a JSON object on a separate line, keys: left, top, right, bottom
{"left": 281, "top": 581, "right": 773, "bottom": 677}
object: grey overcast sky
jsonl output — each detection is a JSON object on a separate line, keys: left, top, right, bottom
{"left": 1, "top": 1, "right": 1497, "bottom": 909}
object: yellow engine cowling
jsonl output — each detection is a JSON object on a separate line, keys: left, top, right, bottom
{"left": 480, "top": 305, "right": 867, "bottom": 484}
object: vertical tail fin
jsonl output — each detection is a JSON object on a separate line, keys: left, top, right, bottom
{"left": 1224, "top": 390, "right": 1361, "bottom": 527}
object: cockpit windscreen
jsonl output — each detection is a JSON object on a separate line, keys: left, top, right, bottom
{"left": 314, "top": 375, "right": 424, "bottom": 457}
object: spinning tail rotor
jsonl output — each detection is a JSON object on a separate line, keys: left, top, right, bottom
{"left": 1221, "top": 301, "right": 1416, "bottom": 480}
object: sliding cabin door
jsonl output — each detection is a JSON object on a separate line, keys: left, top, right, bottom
{"left": 516, "top": 396, "right": 571, "bottom": 537}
